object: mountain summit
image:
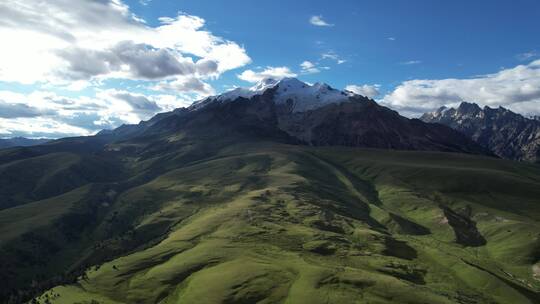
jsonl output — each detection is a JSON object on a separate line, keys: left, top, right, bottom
{"left": 421, "top": 102, "right": 540, "bottom": 162}
{"left": 191, "top": 77, "right": 355, "bottom": 112}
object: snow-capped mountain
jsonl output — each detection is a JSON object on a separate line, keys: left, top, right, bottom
{"left": 191, "top": 77, "right": 355, "bottom": 112}
{"left": 100, "top": 78, "right": 488, "bottom": 156}
{"left": 421, "top": 102, "right": 540, "bottom": 162}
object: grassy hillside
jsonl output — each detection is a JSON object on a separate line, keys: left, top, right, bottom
{"left": 0, "top": 150, "right": 125, "bottom": 210}
{"left": 3, "top": 142, "right": 536, "bottom": 304}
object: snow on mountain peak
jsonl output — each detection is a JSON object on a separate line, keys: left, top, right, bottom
{"left": 250, "top": 77, "right": 279, "bottom": 91}
{"left": 190, "top": 77, "right": 356, "bottom": 112}
{"left": 272, "top": 78, "right": 354, "bottom": 112}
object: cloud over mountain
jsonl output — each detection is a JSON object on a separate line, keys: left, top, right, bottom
{"left": 381, "top": 59, "right": 540, "bottom": 117}
{"left": 0, "top": 89, "right": 191, "bottom": 138}
{"left": 345, "top": 84, "right": 380, "bottom": 98}
{"left": 238, "top": 67, "right": 297, "bottom": 83}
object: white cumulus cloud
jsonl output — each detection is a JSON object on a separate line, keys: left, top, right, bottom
{"left": 345, "top": 84, "right": 381, "bottom": 98}
{"left": 152, "top": 76, "right": 215, "bottom": 96}
{"left": 0, "top": 0, "right": 250, "bottom": 90}
{"left": 310, "top": 15, "right": 334, "bottom": 27}
{"left": 238, "top": 67, "right": 297, "bottom": 83}
{"left": 400, "top": 60, "right": 422, "bottom": 65}
{"left": 300, "top": 61, "right": 320, "bottom": 74}
{"left": 0, "top": 0, "right": 252, "bottom": 137}
{"left": 0, "top": 89, "right": 192, "bottom": 138}
{"left": 321, "top": 52, "right": 346, "bottom": 64}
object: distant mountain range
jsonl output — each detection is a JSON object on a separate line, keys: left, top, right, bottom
{"left": 0, "top": 137, "right": 49, "bottom": 149}
{"left": 421, "top": 102, "right": 540, "bottom": 162}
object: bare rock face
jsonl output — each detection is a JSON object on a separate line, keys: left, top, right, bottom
{"left": 440, "top": 205, "right": 486, "bottom": 247}
{"left": 276, "top": 97, "right": 488, "bottom": 154}
{"left": 421, "top": 102, "right": 540, "bottom": 162}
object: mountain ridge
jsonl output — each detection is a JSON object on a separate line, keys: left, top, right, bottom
{"left": 421, "top": 102, "right": 540, "bottom": 162}
{"left": 98, "top": 78, "right": 489, "bottom": 156}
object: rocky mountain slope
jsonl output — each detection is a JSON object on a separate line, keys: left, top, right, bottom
{"left": 421, "top": 102, "right": 540, "bottom": 162}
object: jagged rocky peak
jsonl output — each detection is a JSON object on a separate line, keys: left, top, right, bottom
{"left": 190, "top": 77, "right": 357, "bottom": 112}
{"left": 435, "top": 105, "right": 448, "bottom": 113}
{"left": 456, "top": 101, "right": 482, "bottom": 115}
{"left": 423, "top": 105, "right": 453, "bottom": 119}
{"left": 422, "top": 102, "right": 487, "bottom": 121}
{"left": 423, "top": 101, "right": 540, "bottom": 125}
{"left": 421, "top": 101, "right": 540, "bottom": 162}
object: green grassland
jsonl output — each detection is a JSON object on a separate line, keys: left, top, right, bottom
{"left": 2, "top": 140, "right": 540, "bottom": 303}
{"left": 0, "top": 131, "right": 540, "bottom": 304}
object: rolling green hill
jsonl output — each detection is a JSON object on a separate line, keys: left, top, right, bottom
{"left": 2, "top": 139, "right": 539, "bottom": 304}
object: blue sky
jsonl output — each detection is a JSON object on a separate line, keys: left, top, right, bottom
{"left": 0, "top": 0, "right": 539, "bottom": 137}
{"left": 127, "top": 0, "right": 540, "bottom": 91}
